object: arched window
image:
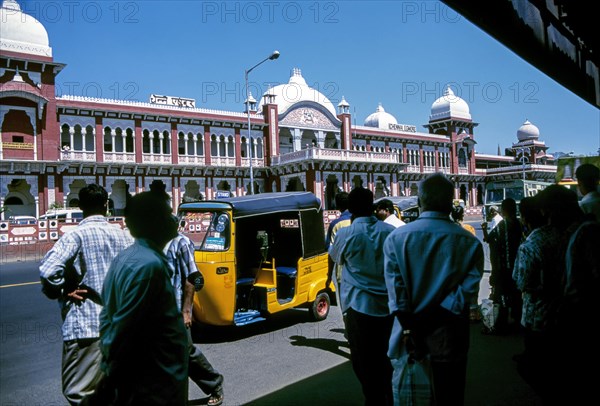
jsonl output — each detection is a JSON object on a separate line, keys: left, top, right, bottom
{"left": 143, "top": 129, "right": 151, "bottom": 153}
{"left": 162, "top": 130, "right": 170, "bottom": 154}
{"left": 125, "top": 128, "right": 134, "bottom": 153}
{"left": 227, "top": 136, "right": 234, "bottom": 157}
{"left": 61, "top": 124, "right": 70, "bottom": 149}
{"left": 218, "top": 135, "right": 226, "bottom": 157}
{"left": 186, "top": 132, "right": 194, "bottom": 156}
{"left": 73, "top": 125, "right": 83, "bottom": 151}
{"left": 241, "top": 137, "right": 248, "bottom": 158}
{"left": 211, "top": 135, "right": 218, "bottom": 156}
{"left": 178, "top": 131, "right": 186, "bottom": 155}
{"left": 115, "top": 128, "right": 124, "bottom": 152}
{"left": 85, "top": 125, "right": 95, "bottom": 151}
{"left": 104, "top": 127, "right": 112, "bottom": 152}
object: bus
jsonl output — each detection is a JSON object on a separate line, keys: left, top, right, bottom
{"left": 483, "top": 179, "right": 552, "bottom": 219}
{"left": 556, "top": 155, "right": 600, "bottom": 197}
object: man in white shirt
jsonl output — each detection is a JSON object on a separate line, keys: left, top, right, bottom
{"left": 374, "top": 199, "right": 406, "bottom": 228}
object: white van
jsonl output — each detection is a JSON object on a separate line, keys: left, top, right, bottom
{"left": 39, "top": 209, "right": 84, "bottom": 222}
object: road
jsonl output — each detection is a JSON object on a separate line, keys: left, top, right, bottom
{"left": 1, "top": 219, "right": 540, "bottom": 405}
{"left": 0, "top": 260, "right": 354, "bottom": 405}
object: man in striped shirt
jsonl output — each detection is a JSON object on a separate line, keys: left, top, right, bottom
{"left": 39, "top": 184, "right": 133, "bottom": 405}
{"left": 164, "top": 219, "right": 224, "bottom": 406}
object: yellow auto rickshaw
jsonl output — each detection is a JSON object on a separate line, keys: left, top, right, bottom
{"left": 177, "top": 192, "right": 335, "bottom": 326}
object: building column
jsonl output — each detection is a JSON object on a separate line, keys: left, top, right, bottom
{"left": 171, "top": 124, "right": 179, "bottom": 164}
{"left": 293, "top": 128, "right": 302, "bottom": 151}
{"left": 234, "top": 128, "right": 241, "bottom": 166}
{"left": 69, "top": 127, "right": 74, "bottom": 149}
{"left": 204, "top": 126, "right": 211, "bottom": 165}
{"left": 317, "top": 130, "right": 324, "bottom": 148}
{"left": 110, "top": 128, "right": 116, "bottom": 152}
{"left": 134, "top": 120, "right": 143, "bottom": 163}
{"left": 95, "top": 118, "right": 104, "bottom": 163}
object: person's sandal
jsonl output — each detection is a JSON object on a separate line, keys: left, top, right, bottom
{"left": 207, "top": 391, "right": 224, "bottom": 406}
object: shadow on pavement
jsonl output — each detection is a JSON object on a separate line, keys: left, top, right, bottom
{"left": 248, "top": 323, "right": 542, "bottom": 406}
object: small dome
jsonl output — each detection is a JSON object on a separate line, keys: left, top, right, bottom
{"left": 364, "top": 103, "right": 398, "bottom": 129}
{"left": 430, "top": 86, "right": 471, "bottom": 121}
{"left": 0, "top": 0, "right": 52, "bottom": 57}
{"left": 517, "top": 119, "right": 540, "bottom": 141}
{"left": 257, "top": 68, "right": 337, "bottom": 117}
{"left": 337, "top": 96, "right": 349, "bottom": 108}
{"left": 244, "top": 92, "right": 257, "bottom": 104}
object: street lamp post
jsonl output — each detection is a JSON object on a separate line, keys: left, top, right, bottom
{"left": 245, "top": 50, "right": 280, "bottom": 194}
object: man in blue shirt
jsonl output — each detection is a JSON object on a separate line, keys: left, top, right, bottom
{"left": 98, "top": 192, "right": 188, "bottom": 404}
{"left": 329, "top": 187, "right": 395, "bottom": 405}
{"left": 384, "top": 173, "right": 483, "bottom": 405}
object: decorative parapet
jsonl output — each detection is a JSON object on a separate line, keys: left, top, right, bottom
{"left": 484, "top": 164, "right": 557, "bottom": 174}
{"left": 271, "top": 147, "right": 401, "bottom": 165}
{"left": 141, "top": 153, "right": 172, "bottom": 164}
{"left": 103, "top": 152, "right": 135, "bottom": 163}
{"left": 57, "top": 95, "right": 263, "bottom": 120}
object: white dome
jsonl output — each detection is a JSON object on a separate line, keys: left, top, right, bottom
{"left": 258, "top": 68, "right": 337, "bottom": 117}
{"left": 430, "top": 86, "right": 471, "bottom": 121}
{"left": 517, "top": 119, "right": 540, "bottom": 141}
{"left": 0, "top": 0, "right": 52, "bottom": 57}
{"left": 364, "top": 103, "right": 398, "bottom": 129}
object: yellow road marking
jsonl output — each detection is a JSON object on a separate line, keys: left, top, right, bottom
{"left": 0, "top": 281, "right": 41, "bottom": 288}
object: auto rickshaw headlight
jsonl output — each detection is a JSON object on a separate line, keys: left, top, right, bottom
{"left": 216, "top": 267, "right": 229, "bottom": 275}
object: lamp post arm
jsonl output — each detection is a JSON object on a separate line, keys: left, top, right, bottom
{"left": 247, "top": 56, "right": 271, "bottom": 76}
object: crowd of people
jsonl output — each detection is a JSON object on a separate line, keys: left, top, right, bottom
{"left": 327, "top": 166, "right": 599, "bottom": 405}
{"left": 40, "top": 183, "right": 224, "bottom": 405}
{"left": 38, "top": 164, "right": 599, "bottom": 405}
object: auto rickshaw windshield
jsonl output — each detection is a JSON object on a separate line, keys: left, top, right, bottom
{"left": 179, "top": 210, "right": 231, "bottom": 251}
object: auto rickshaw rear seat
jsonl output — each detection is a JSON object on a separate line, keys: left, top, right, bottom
{"left": 276, "top": 266, "right": 297, "bottom": 300}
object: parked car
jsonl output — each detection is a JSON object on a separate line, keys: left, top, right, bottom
{"left": 8, "top": 215, "right": 37, "bottom": 225}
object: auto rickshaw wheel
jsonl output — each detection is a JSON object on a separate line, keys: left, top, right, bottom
{"left": 309, "top": 292, "right": 330, "bottom": 321}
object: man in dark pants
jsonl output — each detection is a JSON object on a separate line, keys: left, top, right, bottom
{"left": 329, "top": 187, "right": 395, "bottom": 405}
{"left": 384, "top": 173, "right": 484, "bottom": 405}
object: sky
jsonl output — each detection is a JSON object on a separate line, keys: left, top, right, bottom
{"left": 17, "top": 0, "right": 600, "bottom": 156}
